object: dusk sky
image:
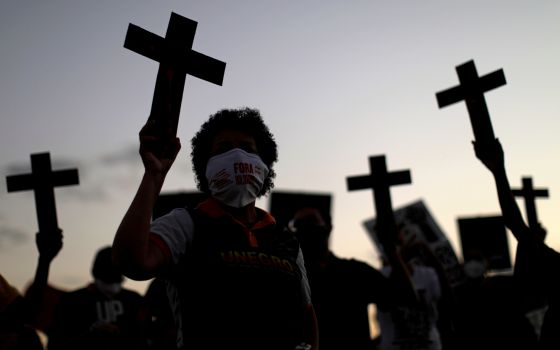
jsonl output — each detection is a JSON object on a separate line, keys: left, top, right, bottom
{"left": 1, "top": 1, "right": 559, "bottom": 295}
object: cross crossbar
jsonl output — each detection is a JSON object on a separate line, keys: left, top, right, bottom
{"left": 6, "top": 152, "right": 79, "bottom": 233}
{"left": 512, "top": 176, "right": 549, "bottom": 229}
{"left": 347, "top": 155, "right": 411, "bottom": 247}
{"left": 124, "top": 12, "right": 226, "bottom": 137}
{"left": 436, "top": 60, "right": 506, "bottom": 145}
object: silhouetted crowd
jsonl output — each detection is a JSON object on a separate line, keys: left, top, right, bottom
{"left": 1, "top": 108, "right": 558, "bottom": 350}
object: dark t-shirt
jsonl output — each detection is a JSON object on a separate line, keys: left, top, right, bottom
{"left": 47, "top": 284, "right": 147, "bottom": 350}
{"left": 174, "top": 207, "right": 305, "bottom": 350}
{"left": 307, "top": 253, "right": 392, "bottom": 350}
{"left": 536, "top": 243, "right": 560, "bottom": 350}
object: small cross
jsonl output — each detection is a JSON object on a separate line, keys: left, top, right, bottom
{"left": 436, "top": 60, "right": 506, "bottom": 145}
{"left": 124, "top": 12, "right": 226, "bottom": 137}
{"left": 512, "top": 176, "right": 549, "bottom": 229}
{"left": 347, "top": 155, "right": 411, "bottom": 246}
{"left": 6, "top": 152, "right": 79, "bottom": 233}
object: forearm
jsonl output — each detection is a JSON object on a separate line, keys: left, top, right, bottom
{"left": 113, "top": 171, "right": 165, "bottom": 280}
{"left": 25, "top": 256, "right": 52, "bottom": 322}
{"left": 492, "top": 167, "right": 530, "bottom": 241}
{"left": 32, "top": 256, "right": 52, "bottom": 288}
{"left": 385, "top": 246, "right": 418, "bottom": 304}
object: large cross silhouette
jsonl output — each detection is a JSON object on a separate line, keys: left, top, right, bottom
{"left": 6, "top": 152, "right": 79, "bottom": 233}
{"left": 347, "top": 155, "right": 411, "bottom": 246}
{"left": 124, "top": 12, "right": 226, "bottom": 137}
{"left": 512, "top": 176, "right": 549, "bottom": 229}
{"left": 436, "top": 60, "right": 506, "bottom": 145}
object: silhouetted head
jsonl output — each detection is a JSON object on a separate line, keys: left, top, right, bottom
{"left": 91, "top": 246, "right": 123, "bottom": 284}
{"left": 289, "top": 207, "right": 332, "bottom": 263}
{"left": 190, "top": 108, "right": 278, "bottom": 197}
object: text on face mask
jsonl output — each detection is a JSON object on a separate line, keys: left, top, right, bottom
{"left": 234, "top": 162, "right": 257, "bottom": 185}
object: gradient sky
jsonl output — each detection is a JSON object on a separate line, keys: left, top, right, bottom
{"left": 1, "top": 1, "right": 559, "bottom": 295}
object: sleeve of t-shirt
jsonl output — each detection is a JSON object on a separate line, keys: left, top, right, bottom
{"left": 424, "top": 266, "right": 442, "bottom": 301}
{"left": 296, "top": 247, "right": 312, "bottom": 305}
{"left": 150, "top": 208, "right": 195, "bottom": 264}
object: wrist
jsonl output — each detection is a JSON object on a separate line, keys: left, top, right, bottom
{"left": 143, "top": 170, "right": 166, "bottom": 191}
{"left": 492, "top": 166, "right": 507, "bottom": 178}
{"left": 38, "top": 255, "right": 54, "bottom": 264}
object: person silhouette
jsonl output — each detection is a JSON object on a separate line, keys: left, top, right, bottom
{"left": 25, "top": 228, "right": 66, "bottom": 335}
{"left": 143, "top": 277, "right": 177, "bottom": 350}
{"left": 289, "top": 206, "right": 418, "bottom": 350}
{"left": 473, "top": 138, "right": 560, "bottom": 349}
{"left": 454, "top": 252, "right": 536, "bottom": 350}
{"left": 113, "top": 108, "right": 318, "bottom": 350}
{"left": 0, "top": 274, "right": 43, "bottom": 350}
{"left": 1, "top": 228, "right": 66, "bottom": 350}
{"left": 46, "top": 246, "right": 148, "bottom": 350}
{"left": 375, "top": 230, "right": 443, "bottom": 350}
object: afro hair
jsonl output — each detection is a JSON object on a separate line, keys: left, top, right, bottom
{"left": 190, "top": 107, "right": 278, "bottom": 197}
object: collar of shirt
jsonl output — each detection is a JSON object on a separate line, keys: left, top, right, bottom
{"left": 196, "top": 198, "right": 276, "bottom": 247}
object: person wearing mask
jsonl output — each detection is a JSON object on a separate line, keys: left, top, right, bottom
{"left": 47, "top": 246, "right": 148, "bottom": 350}
{"left": 113, "top": 108, "right": 318, "bottom": 350}
{"left": 289, "top": 206, "right": 419, "bottom": 350}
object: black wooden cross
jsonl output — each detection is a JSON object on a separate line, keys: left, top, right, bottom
{"left": 436, "top": 60, "right": 506, "bottom": 146}
{"left": 347, "top": 155, "right": 411, "bottom": 246}
{"left": 6, "top": 152, "right": 79, "bottom": 234}
{"left": 124, "top": 12, "right": 226, "bottom": 137}
{"left": 512, "top": 176, "right": 549, "bottom": 229}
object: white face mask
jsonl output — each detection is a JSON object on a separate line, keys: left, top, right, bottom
{"left": 94, "top": 279, "right": 122, "bottom": 298}
{"left": 464, "top": 260, "right": 486, "bottom": 279}
{"left": 206, "top": 148, "right": 269, "bottom": 208}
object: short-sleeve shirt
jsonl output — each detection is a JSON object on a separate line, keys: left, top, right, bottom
{"left": 150, "top": 203, "right": 311, "bottom": 304}
{"left": 149, "top": 198, "right": 311, "bottom": 349}
{"left": 47, "top": 285, "right": 147, "bottom": 350}
{"left": 306, "top": 253, "right": 395, "bottom": 350}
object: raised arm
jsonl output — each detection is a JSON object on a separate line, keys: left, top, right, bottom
{"left": 112, "top": 120, "right": 181, "bottom": 280}
{"left": 33, "top": 229, "right": 63, "bottom": 287}
{"left": 25, "top": 228, "right": 64, "bottom": 322}
{"left": 380, "top": 232, "right": 419, "bottom": 305}
{"left": 473, "top": 139, "right": 532, "bottom": 242}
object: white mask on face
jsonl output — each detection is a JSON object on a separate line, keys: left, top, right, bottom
{"left": 464, "top": 259, "right": 486, "bottom": 279}
{"left": 206, "top": 148, "right": 269, "bottom": 208}
{"left": 94, "top": 279, "right": 122, "bottom": 298}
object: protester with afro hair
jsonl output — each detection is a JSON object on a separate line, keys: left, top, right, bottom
{"left": 113, "top": 107, "right": 318, "bottom": 350}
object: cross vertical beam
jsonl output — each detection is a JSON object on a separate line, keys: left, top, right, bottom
{"left": 512, "top": 176, "right": 549, "bottom": 229}
{"left": 6, "top": 152, "right": 79, "bottom": 233}
{"left": 346, "top": 155, "right": 411, "bottom": 246}
{"left": 124, "top": 12, "right": 226, "bottom": 137}
{"left": 436, "top": 60, "right": 506, "bottom": 146}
